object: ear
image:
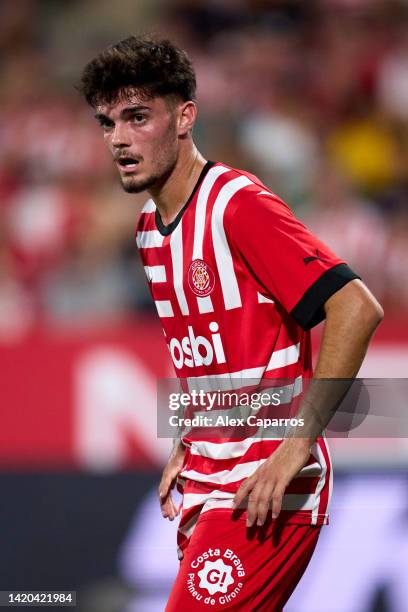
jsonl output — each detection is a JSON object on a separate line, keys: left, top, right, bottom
{"left": 177, "top": 101, "right": 197, "bottom": 136}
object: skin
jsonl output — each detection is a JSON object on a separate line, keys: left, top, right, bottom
{"left": 94, "top": 88, "right": 384, "bottom": 530}
{"left": 95, "top": 89, "right": 206, "bottom": 224}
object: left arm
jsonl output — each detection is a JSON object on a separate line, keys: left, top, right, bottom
{"left": 233, "top": 279, "right": 383, "bottom": 527}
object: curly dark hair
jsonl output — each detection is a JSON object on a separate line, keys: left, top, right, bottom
{"left": 79, "top": 36, "right": 197, "bottom": 107}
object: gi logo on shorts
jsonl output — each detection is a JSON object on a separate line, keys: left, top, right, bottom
{"left": 187, "top": 547, "right": 245, "bottom": 606}
{"left": 198, "top": 558, "right": 234, "bottom": 595}
{"left": 188, "top": 259, "right": 215, "bottom": 297}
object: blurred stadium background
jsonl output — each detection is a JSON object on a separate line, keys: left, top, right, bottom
{"left": 0, "top": 0, "right": 407, "bottom": 611}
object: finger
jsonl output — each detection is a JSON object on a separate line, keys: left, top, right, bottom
{"left": 160, "top": 493, "right": 171, "bottom": 515}
{"left": 271, "top": 484, "right": 285, "bottom": 520}
{"left": 256, "top": 493, "right": 272, "bottom": 526}
{"left": 246, "top": 491, "right": 259, "bottom": 527}
{"left": 161, "top": 492, "right": 178, "bottom": 519}
{"left": 168, "top": 495, "right": 180, "bottom": 519}
{"left": 254, "top": 479, "right": 275, "bottom": 526}
{"left": 246, "top": 479, "right": 274, "bottom": 527}
{"left": 233, "top": 476, "right": 255, "bottom": 509}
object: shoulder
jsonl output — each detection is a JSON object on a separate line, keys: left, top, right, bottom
{"left": 216, "top": 164, "right": 293, "bottom": 228}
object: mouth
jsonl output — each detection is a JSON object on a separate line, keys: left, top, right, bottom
{"left": 116, "top": 157, "right": 140, "bottom": 173}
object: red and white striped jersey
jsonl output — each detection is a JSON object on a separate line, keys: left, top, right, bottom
{"left": 136, "top": 161, "right": 358, "bottom": 557}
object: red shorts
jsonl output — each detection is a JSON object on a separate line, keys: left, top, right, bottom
{"left": 166, "top": 509, "right": 321, "bottom": 611}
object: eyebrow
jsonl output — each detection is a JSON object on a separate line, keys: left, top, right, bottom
{"left": 94, "top": 112, "right": 111, "bottom": 123}
{"left": 94, "top": 105, "right": 151, "bottom": 123}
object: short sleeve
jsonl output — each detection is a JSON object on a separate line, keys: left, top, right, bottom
{"left": 228, "top": 191, "right": 360, "bottom": 330}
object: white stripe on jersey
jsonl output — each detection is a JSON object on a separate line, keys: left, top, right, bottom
{"left": 266, "top": 343, "right": 300, "bottom": 371}
{"left": 144, "top": 265, "right": 166, "bottom": 283}
{"left": 141, "top": 199, "right": 156, "bottom": 213}
{"left": 190, "top": 438, "right": 259, "bottom": 459}
{"left": 253, "top": 379, "right": 302, "bottom": 408}
{"left": 186, "top": 493, "right": 315, "bottom": 513}
{"left": 182, "top": 491, "right": 234, "bottom": 511}
{"left": 324, "top": 435, "right": 333, "bottom": 522}
{"left": 181, "top": 459, "right": 264, "bottom": 485}
{"left": 170, "top": 219, "right": 189, "bottom": 315}
{"left": 182, "top": 380, "right": 302, "bottom": 435}
{"left": 154, "top": 300, "right": 174, "bottom": 318}
{"left": 136, "top": 230, "right": 163, "bottom": 249}
{"left": 310, "top": 439, "right": 330, "bottom": 525}
{"left": 193, "top": 165, "right": 230, "bottom": 314}
{"left": 187, "top": 351, "right": 301, "bottom": 392}
{"left": 188, "top": 367, "right": 265, "bottom": 392}
{"left": 281, "top": 494, "right": 315, "bottom": 512}
{"left": 257, "top": 292, "right": 274, "bottom": 304}
{"left": 182, "top": 443, "right": 315, "bottom": 489}
{"left": 188, "top": 441, "right": 321, "bottom": 478}
{"left": 197, "top": 296, "right": 214, "bottom": 313}
{"left": 193, "top": 165, "right": 230, "bottom": 259}
{"left": 212, "top": 175, "right": 253, "bottom": 310}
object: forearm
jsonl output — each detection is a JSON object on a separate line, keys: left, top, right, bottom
{"left": 287, "top": 280, "right": 383, "bottom": 447}
{"left": 314, "top": 281, "right": 383, "bottom": 378}
{"left": 170, "top": 437, "right": 186, "bottom": 459}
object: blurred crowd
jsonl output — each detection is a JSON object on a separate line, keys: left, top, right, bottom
{"left": 1, "top": 0, "right": 408, "bottom": 340}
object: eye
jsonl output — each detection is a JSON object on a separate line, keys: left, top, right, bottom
{"left": 132, "top": 114, "right": 147, "bottom": 124}
{"left": 98, "top": 118, "right": 114, "bottom": 131}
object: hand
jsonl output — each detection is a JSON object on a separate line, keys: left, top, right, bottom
{"left": 232, "top": 438, "right": 312, "bottom": 527}
{"left": 158, "top": 441, "right": 186, "bottom": 520}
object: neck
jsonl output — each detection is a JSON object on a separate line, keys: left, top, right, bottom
{"left": 148, "top": 143, "right": 207, "bottom": 225}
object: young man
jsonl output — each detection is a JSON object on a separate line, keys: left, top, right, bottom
{"left": 80, "top": 37, "right": 383, "bottom": 610}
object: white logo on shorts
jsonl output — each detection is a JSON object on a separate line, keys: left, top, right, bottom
{"left": 186, "top": 547, "right": 245, "bottom": 605}
{"left": 197, "top": 559, "right": 234, "bottom": 595}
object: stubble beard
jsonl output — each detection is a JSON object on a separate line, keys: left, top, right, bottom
{"left": 119, "top": 154, "right": 178, "bottom": 193}
{"left": 120, "top": 173, "right": 162, "bottom": 194}
{"left": 119, "top": 122, "right": 179, "bottom": 194}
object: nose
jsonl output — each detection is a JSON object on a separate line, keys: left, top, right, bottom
{"left": 111, "top": 121, "right": 131, "bottom": 148}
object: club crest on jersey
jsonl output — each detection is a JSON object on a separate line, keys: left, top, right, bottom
{"left": 188, "top": 259, "right": 215, "bottom": 297}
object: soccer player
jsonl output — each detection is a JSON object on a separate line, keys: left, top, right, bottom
{"left": 79, "top": 37, "right": 383, "bottom": 610}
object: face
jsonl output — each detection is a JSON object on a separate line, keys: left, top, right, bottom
{"left": 95, "top": 91, "right": 181, "bottom": 193}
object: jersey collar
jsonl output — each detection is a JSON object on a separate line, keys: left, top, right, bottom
{"left": 155, "top": 160, "right": 215, "bottom": 236}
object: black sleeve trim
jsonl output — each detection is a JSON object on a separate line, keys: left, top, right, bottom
{"left": 291, "top": 263, "right": 361, "bottom": 331}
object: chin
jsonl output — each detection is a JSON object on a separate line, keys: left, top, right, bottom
{"left": 119, "top": 161, "right": 176, "bottom": 194}
{"left": 122, "top": 181, "right": 148, "bottom": 194}
{"left": 120, "top": 176, "right": 154, "bottom": 194}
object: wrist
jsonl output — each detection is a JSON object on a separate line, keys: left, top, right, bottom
{"left": 282, "top": 436, "right": 314, "bottom": 454}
